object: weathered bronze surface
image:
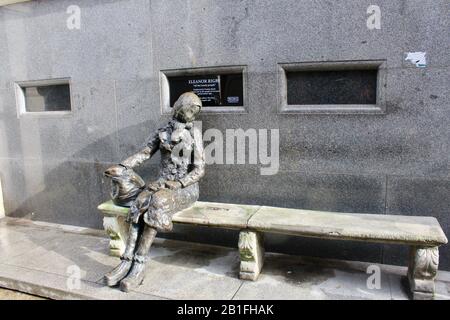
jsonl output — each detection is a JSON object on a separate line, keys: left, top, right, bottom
{"left": 103, "top": 92, "right": 205, "bottom": 292}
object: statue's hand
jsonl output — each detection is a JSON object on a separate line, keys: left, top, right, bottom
{"left": 161, "top": 142, "right": 172, "bottom": 151}
{"left": 104, "top": 164, "right": 128, "bottom": 178}
{"left": 165, "top": 180, "right": 182, "bottom": 190}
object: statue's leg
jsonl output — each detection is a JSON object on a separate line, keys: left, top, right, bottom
{"left": 120, "top": 225, "right": 157, "bottom": 292}
{"left": 104, "top": 190, "right": 152, "bottom": 287}
{"left": 119, "top": 189, "right": 175, "bottom": 292}
{"left": 104, "top": 221, "right": 141, "bottom": 286}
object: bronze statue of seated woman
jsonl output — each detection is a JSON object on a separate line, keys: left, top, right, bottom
{"left": 103, "top": 92, "right": 205, "bottom": 292}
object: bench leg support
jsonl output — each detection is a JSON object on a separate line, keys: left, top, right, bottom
{"left": 238, "top": 230, "right": 264, "bottom": 281}
{"left": 103, "top": 216, "right": 129, "bottom": 257}
{"left": 408, "top": 246, "right": 439, "bottom": 300}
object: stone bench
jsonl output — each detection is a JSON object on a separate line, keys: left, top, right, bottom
{"left": 98, "top": 200, "right": 447, "bottom": 300}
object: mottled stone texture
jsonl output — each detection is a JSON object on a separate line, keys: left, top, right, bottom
{"left": 238, "top": 231, "right": 264, "bottom": 281}
{"left": 0, "top": 0, "right": 448, "bottom": 269}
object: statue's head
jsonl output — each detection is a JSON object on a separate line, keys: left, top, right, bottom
{"left": 172, "top": 92, "right": 202, "bottom": 123}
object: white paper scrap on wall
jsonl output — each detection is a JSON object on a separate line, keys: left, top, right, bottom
{"left": 405, "top": 52, "right": 427, "bottom": 67}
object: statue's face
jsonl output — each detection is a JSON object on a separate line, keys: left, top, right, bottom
{"left": 172, "top": 92, "right": 202, "bottom": 123}
{"left": 173, "top": 103, "right": 200, "bottom": 123}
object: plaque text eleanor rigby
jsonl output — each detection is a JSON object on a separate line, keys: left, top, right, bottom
{"left": 168, "top": 73, "right": 243, "bottom": 107}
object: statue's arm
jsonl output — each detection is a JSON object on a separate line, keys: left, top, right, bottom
{"left": 120, "top": 132, "right": 159, "bottom": 169}
{"left": 179, "top": 127, "right": 205, "bottom": 187}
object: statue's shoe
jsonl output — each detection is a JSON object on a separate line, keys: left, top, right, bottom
{"left": 119, "top": 262, "right": 146, "bottom": 292}
{"left": 104, "top": 260, "right": 133, "bottom": 287}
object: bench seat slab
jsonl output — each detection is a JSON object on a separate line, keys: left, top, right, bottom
{"left": 173, "top": 201, "right": 261, "bottom": 229}
{"left": 248, "top": 206, "right": 448, "bottom": 246}
{"left": 98, "top": 200, "right": 261, "bottom": 256}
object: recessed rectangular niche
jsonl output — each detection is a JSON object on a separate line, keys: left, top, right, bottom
{"left": 160, "top": 66, "right": 247, "bottom": 114}
{"left": 14, "top": 78, "right": 72, "bottom": 116}
{"left": 279, "top": 60, "right": 386, "bottom": 114}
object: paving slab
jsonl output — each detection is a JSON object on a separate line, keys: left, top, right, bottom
{"left": 248, "top": 206, "right": 448, "bottom": 245}
{"left": 315, "top": 268, "right": 392, "bottom": 300}
{"left": 0, "top": 287, "right": 46, "bottom": 300}
{"left": 233, "top": 253, "right": 393, "bottom": 300}
{"left": 0, "top": 263, "right": 163, "bottom": 300}
{"left": 133, "top": 243, "right": 242, "bottom": 300}
{"left": 4, "top": 233, "right": 117, "bottom": 282}
{"left": 388, "top": 274, "right": 410, "bottom": 300}
{"left": 0, "top": 224, "right": 62, "bottom": 260}
{"left": 134, "top": 260, "right": 242, "bottom": 299}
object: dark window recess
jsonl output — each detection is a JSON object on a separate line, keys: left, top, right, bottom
{"left": 23, "top": 84, "right": 71, "bottom": 112}
{"left": 168, "top": 73, "right": 243, "bottom": 107}
{"left": 286, "top": 69, "right": 377, "bottom": 105}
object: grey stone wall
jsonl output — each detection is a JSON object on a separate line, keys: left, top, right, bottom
{"left": 0, "top": 0, "right": 448, "bottom": 269}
